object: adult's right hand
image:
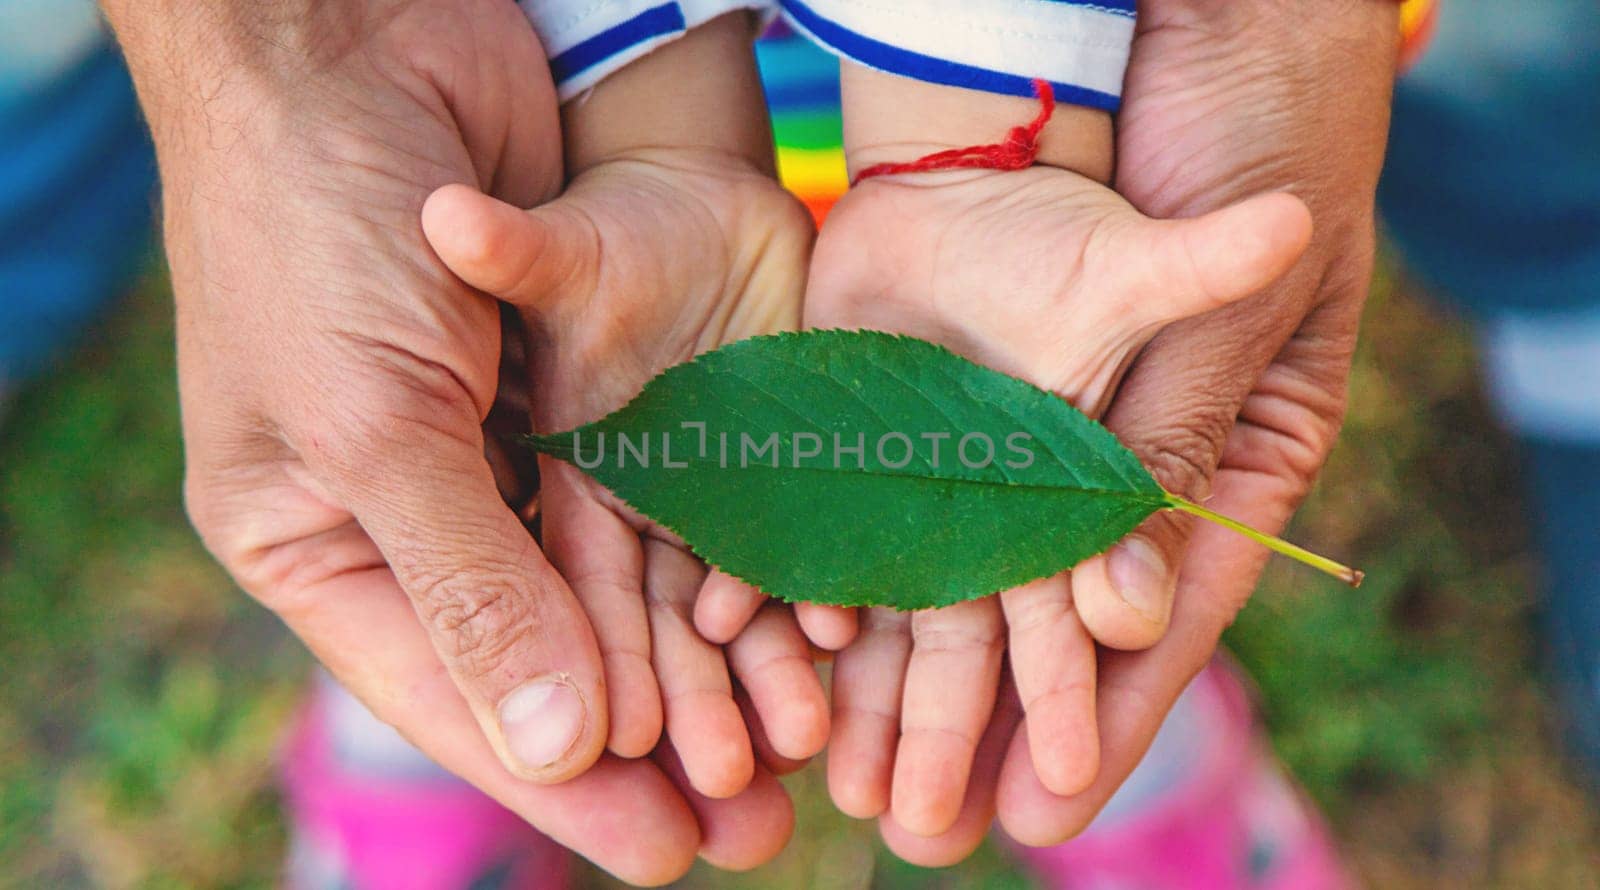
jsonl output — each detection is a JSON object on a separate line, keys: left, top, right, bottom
{"left": 99, "top": 0, "right": 791, "bottom": 881}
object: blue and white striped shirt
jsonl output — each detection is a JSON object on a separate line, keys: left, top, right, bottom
{"left": 517, "top": 0, "right": 1135, "bottom": 109}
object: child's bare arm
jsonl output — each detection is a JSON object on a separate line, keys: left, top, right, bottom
{"left": 841, "top": 63, "right": 1112, "bottom": 184}
{"left": 560, "top": 11, "right": 775, "bottom": 176}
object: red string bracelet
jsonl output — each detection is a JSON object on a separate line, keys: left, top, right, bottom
{"left": 853, "top": 79, "right": 1057, "bottom": 184}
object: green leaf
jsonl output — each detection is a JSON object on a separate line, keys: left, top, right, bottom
{"left": 526, "top": 329, "right": 1359, "bottom": 610}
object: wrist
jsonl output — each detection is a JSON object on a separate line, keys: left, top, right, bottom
{"left": 840, "top": 64, "right": 1113, "bottom": 185}
{"left": 561, "top": 12, "right": 774, "bottom": 177}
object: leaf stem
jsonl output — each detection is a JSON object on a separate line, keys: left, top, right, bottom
{"left": 1163, "top": 494, "right": 1364, "bottom": 587}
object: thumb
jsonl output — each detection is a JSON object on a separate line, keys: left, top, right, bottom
{"left": 1066, "top": 194, "right": 1311, "bottom": 649}
{"left": 301, "top": 384, "right": 610, "bottom": 783}
{"left": 1117, "top": 192, "right": 1312, "bottom": 327}
{"left": 422, "top": 183, "right": 599, "bottom": 309}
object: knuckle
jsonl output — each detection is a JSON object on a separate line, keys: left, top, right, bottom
{"left": 644, "top": 583, "right": 695, "bottom": 630}
{"left": 911, "top": 617, "right": 1003, "bottom": 654}
{"left": 414, "top": 572, "right": 531, "bottom": 671}
{"left": 181, "top": 470, "right": 224, "bottom": 549}
{"left": 1003, "top": 590, "right": 1075, "bottom": 638}
{"left": 180, "top": 473, "right": 270, "bottom": 602}
{"left": 860, "top": 608, "right": 912, "bottom": 636}
{"left": 1141, "top": 510, "right": 1191, "bottom": 551}
{"left": 1138, "top": 422, "right": 1227, "bottom": 499}
{"left": 899, "top": 723, "right": 980, "bottom": 752}
{"left": 1270, "top": 418, "right": 1340, "bottom": 488}
{"left": 1233, "top": 362, "right": 1353, "bottom": 487}
{"left": 178, "top": 450, "right": 317, "bottom": 611}
{"left": 1021, "top": 677, "right": 1093, "bottom": 714}
{"left": 739, "top": 649, "right": 813, "bottom": 690}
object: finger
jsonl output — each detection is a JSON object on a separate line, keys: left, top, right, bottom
{"left": 653, "top": 741, "right": 796, "bottom": 872}
{"left": 726, "top": 602, "right": 830, "bottom": 761}
{"left": 421, "top": 183, "right": 597, "bottom": 309}
{"left": 1113, "top": 191, "right": 1313, "bottom": 328}
{"left": 997, "top": 463, "right": 1299, "bottom": 845}
{"left": 645, "top": 538, "right": 755, "bottom": 799}
{"left": 890, "top": 598, "right": 1005, "bottom": 837}
{"left": 541, "top": 461, "right": 663, "bottom": 757}
{"left": 301, "top": 395, "right": 607, "bottom": 784}
{"left": 734, "top": 686, "right": 812, "bottom": 776}
{"left": 998, "top": 574, "right": 1099, "bottom": 797}
{"left": 795, "top": 602, "right": 860, "bottom": 650}
{"left": 258, "top": 520, "right": 700, "bottom": 885}
{"left": 998, "top": 467, "right": 1286, "bottom": 838}
{"left": 693, "top": 570, "right": 767, "bottom": 644}
{"left": 1073, "top": 247, "right": 1341, "bottom": 651}
{"left": 827, "top": 607, "right": 912, "bottom": 819}
{"left": 879, "top": 676, "right": 1021, "bottom": 868}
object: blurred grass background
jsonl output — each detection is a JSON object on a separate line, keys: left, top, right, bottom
{"left": 2, "top": 260, "right": 1599, "bottom": 888}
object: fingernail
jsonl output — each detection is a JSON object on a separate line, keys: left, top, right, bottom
{"left": 1108, "top": 537, "right": 1171, "bottom": 622}
{"left": 498, "top": 677, "right": 585, "bottom": 772}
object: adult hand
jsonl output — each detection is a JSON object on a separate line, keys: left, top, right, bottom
{"left": 101, "top": 0, "right": 790, "bottom": 880}
{"left": 985, "top": 0, "right": 1401, "bottom": 853}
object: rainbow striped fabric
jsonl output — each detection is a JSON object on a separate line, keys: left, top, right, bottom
{"left": 757, "top": 26, "right": 848, "bottom": 225}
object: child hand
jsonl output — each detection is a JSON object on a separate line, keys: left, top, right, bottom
{"left": 422, "top": 15, "right": 830, "bottom": 800}
{"left": 808, "top": 160, "right": 1310, "bottom": 836}
{"left": 424, "top": 146, "right": 829, "bottom": 797}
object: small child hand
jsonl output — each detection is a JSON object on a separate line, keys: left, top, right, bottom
{"left": 809, "top": 157, "right": 1310, "bottom": 836}
{"left": 422, "top": 14, "right": 833, "bottom": 800}
{"left": 423, "top": 145, "right": 831, "bottom": 798}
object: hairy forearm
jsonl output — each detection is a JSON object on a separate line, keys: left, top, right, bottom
{"left": 560, "top": 11, "right": 774, "bottom": 176}
{"left": 1150, "top": 0, "right": 1398, "bottom": 39}
{"left": 1121, "top": 0, "right": 1399, "bottom": 217}
{"left": 99, "top": 0, "right": 401, "bottom": 73}
{"left": 102, "top": 0, "right": 521, "bottom": 210}
{"left": 99, "top": 0, "right": 411, "bottom": 149}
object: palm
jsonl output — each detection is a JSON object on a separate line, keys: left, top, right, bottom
{"left": 807, "top": 170, "right": 1169, "bottom": 414}
{"left": 426, "top": 150, "right": 818, "bottom": 796}
{"left": 528, "top": 151, "right": 809, "bottom": 434}
{"left": 804, "top": 162, "right": 1311, "bottom": 843}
